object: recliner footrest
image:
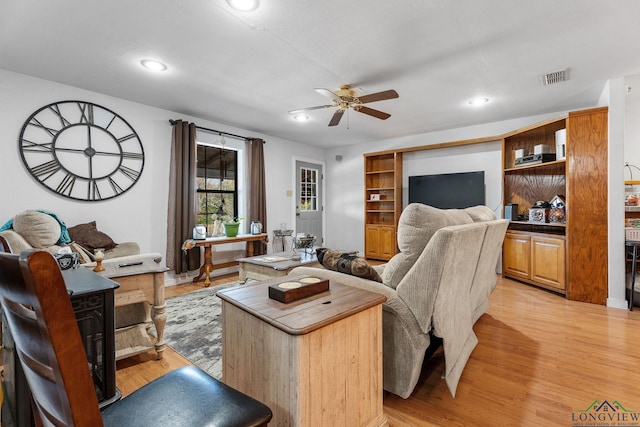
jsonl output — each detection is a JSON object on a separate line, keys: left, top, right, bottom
{"left": 101, "top": 365, "right": 272, "bottom": 427}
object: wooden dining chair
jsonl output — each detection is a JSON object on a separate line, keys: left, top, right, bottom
{"left": 0, "top": 249, "right": 272, "bottom": 427}
{"left": 0, "top": 235, "right": 10, "bottom": 253}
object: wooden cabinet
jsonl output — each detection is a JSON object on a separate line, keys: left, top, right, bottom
{"left": 502, "top": 107, "right": 608, "bottom": 303}
{"left": 503, "top": 232, "right": 531, "bottom": 280}
{"left": 364, "top": 152, "right": 402, "bottom": 260}
{"left": 365, "top": 225, "right": 396, "bottom": 259}
{"left": 531, "top": 234, "right": 566, "bottom": 290}
{"left": 504, "top": 231, "right": 565, "bottom": 291}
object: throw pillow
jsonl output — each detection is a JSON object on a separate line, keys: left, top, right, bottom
{"left": 12, "top": 210, "right": 61, "bottom": 248}
{"left": 316, "top": 248, "right": 382, "bottom": 282}
{"left": 68, "top": 221, "right": 117, "bottom": 251}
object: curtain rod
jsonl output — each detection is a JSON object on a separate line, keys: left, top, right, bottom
{"left": 168, "top": 119, "right": 265, "bottom": 143}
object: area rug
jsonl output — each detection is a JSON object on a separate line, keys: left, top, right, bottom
{"left": 162, "top": 281, "right": 240, "bottom": 379}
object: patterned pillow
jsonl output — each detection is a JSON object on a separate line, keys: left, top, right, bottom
{"left": 316, "top": 248, "right": 382, "bottom": 282}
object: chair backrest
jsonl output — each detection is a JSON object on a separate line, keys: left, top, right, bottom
{"left": 0, "top": 234, "right": 11, "bottom": 252}
{"left": 0, "top": 250, "right": 103, "bottom": 426}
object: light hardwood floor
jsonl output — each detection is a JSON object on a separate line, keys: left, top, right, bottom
{"left": 116, "top": 274, "right": 640, "bottom": 426}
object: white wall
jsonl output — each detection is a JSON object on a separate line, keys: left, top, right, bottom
{"left": 606, "top": 78, "right": 627, "bottom": 309}
{"left": 0, "top": 69, "right": 324, "bottom": 284}
{"left": 626, "top": 74, "right": 640, "bottom": 168}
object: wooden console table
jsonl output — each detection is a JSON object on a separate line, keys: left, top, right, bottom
{"left": 184, "top": 233, "right": 268, "bottom": 286}
{"left": 217, "top": 275, "right": 388, "bottom": 426}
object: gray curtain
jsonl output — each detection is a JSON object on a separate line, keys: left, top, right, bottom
{"left": 247, "top": 138, "right": 267, "bottom": 255}
{"left": 166, "top": 120, "right": 200, "bottom": 273}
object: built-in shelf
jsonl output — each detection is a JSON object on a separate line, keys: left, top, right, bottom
{"left": 504, "top": 159, "right": 566, "bottom": 173}
{"left": 364, "top": 152, "right": 403, "bottom": 260}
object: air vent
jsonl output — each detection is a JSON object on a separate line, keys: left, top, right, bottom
{"left": 541, "top": 69, "right": 568, "bottom": 86}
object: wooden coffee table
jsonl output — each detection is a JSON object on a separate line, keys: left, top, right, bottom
{"left": 236, "top": 251, "right": 320, "bottom": 283}
{"left": 217, "top": 275, "right": 388, "bottom": 426}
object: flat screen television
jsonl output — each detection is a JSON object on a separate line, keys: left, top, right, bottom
{"left": 408, "top": 171, "right": 485, "bottom": 209}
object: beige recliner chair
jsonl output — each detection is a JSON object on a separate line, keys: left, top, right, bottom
{"left": 292, "top": 204, "right": 508, "bottom": 398}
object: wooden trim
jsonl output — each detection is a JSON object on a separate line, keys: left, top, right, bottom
{"left": 364, "top": 112, "right": 576, "bottom": 157}
{"left": 364, "top": 135, "right": 501, "bottom": 157}
{"left": 568, "top": 106, "right": 608, "bottom": 118}
{"left": 500, "top": 115, "right": 568, "bottom": 139}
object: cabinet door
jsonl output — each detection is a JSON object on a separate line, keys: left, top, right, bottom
{"left": 531, "top": 236, "right": 566, "bottom": 290}
{"left": 365, "top": 226, "right": 396, "bottom": 260}
{"left": 503, "top": 232, "right": 531, "bottom": 280}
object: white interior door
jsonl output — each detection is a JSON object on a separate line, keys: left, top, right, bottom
{"left": 295, "top": 160, "right": 323, "bottom": 245}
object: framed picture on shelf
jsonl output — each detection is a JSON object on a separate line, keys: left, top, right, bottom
{"left": 370, "top": 194, "right": 381, "bottom": 201}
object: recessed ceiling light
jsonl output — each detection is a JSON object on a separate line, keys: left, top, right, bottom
{"left": 140, "top": 59, "right": 167, "bottom": 72}
{"left": 293, "top": 114, "right": 309, "bottom": 122}
{"left": 226, "top": 0, "right": 259, "bottom": 11}
{"left": 468, "top": 97, "right": 490, "bottom": 106}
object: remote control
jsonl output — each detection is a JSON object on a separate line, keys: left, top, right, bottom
{"left": 119, "top": 261, "right": 143, "bottom": 268}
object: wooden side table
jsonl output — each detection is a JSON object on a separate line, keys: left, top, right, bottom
{"left": 217, "top": 275, "right": 388, "bottom": 427}
{"left": 89, "top": 254, "right": 168, "bottom": 360}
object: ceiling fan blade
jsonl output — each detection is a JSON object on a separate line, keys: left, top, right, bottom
{"left": 288, "top": 105, "right": 332, "bottom": 114}
{"left": 328, "top": 110, "right": 345, "bottom": 126}
{"left": 314, "top": 88, "right": 339, "bottom": 100}
{"left": 358, "top": 89, "right": 399, "bottom": 104}
{"left": 357, "top": 106, "right": 391, "bottom": 120}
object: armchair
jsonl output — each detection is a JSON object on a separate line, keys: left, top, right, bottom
{"left": 292, "top": 204, "right": 508, "bottom": 398}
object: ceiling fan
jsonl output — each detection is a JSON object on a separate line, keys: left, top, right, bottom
{"left": 289, "top": 85, "right": 399, "bottom": 127}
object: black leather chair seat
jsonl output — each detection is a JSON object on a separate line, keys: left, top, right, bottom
{"left": 101, "top": 366, "right": 272, "bottom": 427}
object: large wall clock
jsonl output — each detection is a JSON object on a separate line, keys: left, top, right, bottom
{"left": 19, "top": 100, "right": 145, "bottom": 201}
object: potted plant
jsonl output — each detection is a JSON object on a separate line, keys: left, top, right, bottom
{"left": 223, "top": 217, "right": 243, "bottom": 237}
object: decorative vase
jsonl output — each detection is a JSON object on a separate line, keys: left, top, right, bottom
{"left": 223, "top": 222, "right": 240, "bottom": 237}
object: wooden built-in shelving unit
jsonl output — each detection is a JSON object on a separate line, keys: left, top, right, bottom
{"left": 362, "top": 107, "right": 609, "bottom": 305}
{"left": 364, "top": 152, "right": 402, "bottom": 260}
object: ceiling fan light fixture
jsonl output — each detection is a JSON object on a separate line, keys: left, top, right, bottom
{"left": 292, "top": 114, "right": 309, "bottom": 122}
{"left": 468, "top": 97, "right": 490, "bottom": 106}
{"left": 140, "top": 59, "right": 167, "bottom": 72}
{"left": 226, "top": 0, "right": 259, "bottom": 12}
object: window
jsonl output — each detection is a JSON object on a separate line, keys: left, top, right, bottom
{"left": 299, "top": 167, "right": 318, "bottom": 211}
{"left": 196, "top": 144, "right": 238, "bottom": 235}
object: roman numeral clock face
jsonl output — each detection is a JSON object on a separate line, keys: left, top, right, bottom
{"left": 19, "top": 101, "right": 145, "bottom": 201}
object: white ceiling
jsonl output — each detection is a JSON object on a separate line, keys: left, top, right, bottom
{"left": 2, "top": 0, "right": 640, "bottom": 148}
